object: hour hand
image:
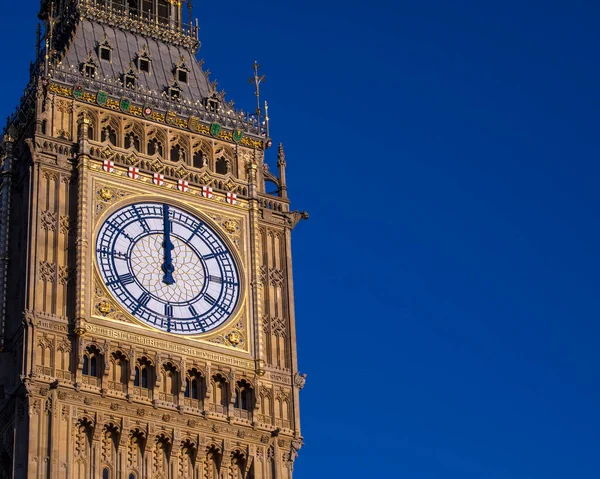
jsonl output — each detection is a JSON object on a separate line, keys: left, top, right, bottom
{"left": 162, "top": 205, "right": 176, "bottom": 285}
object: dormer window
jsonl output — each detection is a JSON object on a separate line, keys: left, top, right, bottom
{"left": 84, "top": 64, "right": 96, "bottom": 78}
{"left": 167, "top": 79, "right": 182, "bottom": 101}
{"left": 81, "top": 51, "right": 98, "bottom": 78}
{"left": 174, "top": 56, "right": 190, "bottom": 84}
{"left": 139, "top": 58, "right": 150, "bottom": 73}
{"left": 136, "top": 45, "right": 153, "bottom": 74}
{"left": 123, "top": 62, "right": 139, "bottom": 89}
{"left": 97, "top": 34, "right": 113, "bottom": 62}
{"left": 124, "top": 74, "right": 136, "bottom": 88}
{"left": 99, "top": 46, "right": 111, "bottom": 62}
{"left": 205, "top": 91, "right": 221, "bottom": 113}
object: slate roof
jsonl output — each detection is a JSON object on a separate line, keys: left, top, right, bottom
{"left": 61, "top": 19, "right": 212, "bottom": 101}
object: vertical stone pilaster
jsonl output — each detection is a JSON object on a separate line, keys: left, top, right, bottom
{"left": 74, "top": 114, "right": 91, "bottom": 336}
{"left": 247, "top": 157, "right": 266, "bottom": 378}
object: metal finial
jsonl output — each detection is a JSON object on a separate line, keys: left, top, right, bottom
{"left": 264, "top": 100, "right": 270, "bottom": 138}
{"left": 249, "top": 61, "right": 266, "bottom": 125}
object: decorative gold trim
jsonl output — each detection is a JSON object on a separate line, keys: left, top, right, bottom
{"left": 90, "top": 188, "right": 249, "bottom": 349}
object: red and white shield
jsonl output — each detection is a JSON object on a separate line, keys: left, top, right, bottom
{"left": 102, "top": 160, "right": 114, "bottom": 173}
{"left": 226, "top": 192, "right": 237, "bottom": 205}
{"left": 153, "top": 173, "right": 165, "bottom": 186}
{"left": 177, "top": 179, "right": 189, "bottom": 192}
{"left": 202, "top": 186, "right": 213, "bottom": 199}
{"left": 128, "top": 167, "right": 139, "bottom": 180}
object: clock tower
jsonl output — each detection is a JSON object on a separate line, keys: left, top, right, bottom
{"left": 0, "top": 1, "right": 307, "bottom": 478}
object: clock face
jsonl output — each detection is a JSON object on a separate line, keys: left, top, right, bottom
{"left": 96, "top": 202, "right": 241, "bottom": 334}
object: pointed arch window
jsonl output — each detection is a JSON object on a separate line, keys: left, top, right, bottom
{"left": 170, "top": 143, "right": 186, "bottom": 162}
{"left": 193, "top": 150, "right": 205, "bottom": 168}
{"left": 125, "top": 132, "right": 140, "bottom": 151}
{"left": 215, "top": 156, "right": 229, "bottom": 175}
{"left": 147, "top": 137, "right": 163, "bottom": 157}
{"left": 234, "top": 380, "right": 253, "bottom": 411}
{"left": 134, "top": 358, "right": 153, "bottom": 392}
{"left": 101, "top": 126, "right": 117, "bottom": 146}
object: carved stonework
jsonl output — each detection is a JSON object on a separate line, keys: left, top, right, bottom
{"left": 40, "top": 210, "right": 57, "bottom": 231}
{"left": 39, "top": 261, "right": 56, "bottom": 283}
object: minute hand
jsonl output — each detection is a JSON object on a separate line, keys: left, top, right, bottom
{"left": 161, "top": 204, "right": 176, "bottom": 285}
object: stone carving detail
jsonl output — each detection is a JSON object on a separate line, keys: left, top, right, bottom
{"left": 269, "top": 268, "right": 284, "bottom": 287}
{"left": 59, "top": 215, "right": 75, "bottom": 235}
{"left": 39, "top": 261, "right": 56, "bottom": 283}
{"left": 293, "top": 373, "right": 307, "bottom": 390}
{"left": 270, "top": 317, "right": 287, "bottom": 338}
{"left": 259, "top": 266, "right": 268, "bottom": 285}
{"left": 262, "top": 315, "right": 270, "bottom": 335}
{"left": 94, "top": 184, "right": 132, "bottom": 219}
{"left": 40, "top": 210, "right": 57, "bottom": 231}
{"left": 58, "top": 266, "right": 74, "bottom": 285}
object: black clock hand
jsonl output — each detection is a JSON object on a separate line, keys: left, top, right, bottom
{"left": 162, "top": 204, "right": 175, "bottom": 285}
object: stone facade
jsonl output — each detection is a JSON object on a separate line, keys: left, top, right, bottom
{"left": 0, "top": 1, "right": 307, "bottom": 477}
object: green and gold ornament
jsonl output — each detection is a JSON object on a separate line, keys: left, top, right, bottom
{"left": 210, "top": 122, "right": 221, "bottom": 137}
{"left": 97, "top": 91, "right": 108, "bottom": 106}
{"left": 233, "top": 129, "right": 244, "bottom": 143}
{"left": 73, "top": 85, "right": 84, "bottom": 99}
{"left": 120, "top": 98, "right": 131, "bottom": 112}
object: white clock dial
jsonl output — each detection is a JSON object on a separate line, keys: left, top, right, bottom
{"left": 96, "top": 202, "right": 241, "bottom": 334}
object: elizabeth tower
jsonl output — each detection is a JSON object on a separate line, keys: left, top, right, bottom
{"left": 0, "top": 1, "right": 307, "bottom": 477}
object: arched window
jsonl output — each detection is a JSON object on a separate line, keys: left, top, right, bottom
{"left": 215, "top": 157, "right": 228, "bottom": 175}
{"left": 161, "top": 363, "right": 179, "bottom": 402}
{"left": 133, "top": 358, "right": 154, "bottom": 399}
{"left": 102, "top": 467, "right": 110, "bottom": 479}
{"left": 191, "top": 378, "right": 198, "bottom": 399}
{"left": 134, "top": 358, "right": 153, "bottom": 391}
{"left": 141, "top": 367, "right": 148, "bottom": 388}
{"left": 147, "top": 138, "right": 163, "bottom": 157}
{"left": 110, "top": 351, "right": 128, "bottom": 392}
{"left": 129, "top": 474, "right": 136, "bottom": 479}
{"left": 82, "top": 354, "right": 89, "bottom": 376}
{"left": 185, "top": 377, "right": 199, "bottom": 399}
{"left": 90, "top": 356, "right": 97, "bottom": 377}
{"left": 170, "top": 144, "right": 186, "bottom": 162}
{"left": 101, "top": 126, "right": 117, "bottom": 146}
{"left": 234, "top": 380, "right": 253, "bottom": 411}
{"left": 124, "top": 132, "right": 140, "bottom": 151}
{"left": 211, "top": 375, "right": 228, "bottom": 414}
{"left": 193, "top": 150, "right": 205, "bottom": 168}
{"left": 82, "top": 346, "right": 101, "bottom": 378}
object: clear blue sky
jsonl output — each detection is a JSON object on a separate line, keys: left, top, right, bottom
{"left": 2, "top": 1, "right": 599, "bottom": 477}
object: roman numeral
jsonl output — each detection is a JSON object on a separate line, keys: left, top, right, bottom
{"left": 203, "top": 251, "right": 227, "bottom": 261}
{"left": 120, "top": 273, "right": 135, "bottom": 285}
{"left": 188, "top": 305, "right": 198, "bottom": 317}
{"left": 165, "top": 304, "right": 173, "bottom": 317}
{"left": 209, "top": 275, "right": 222, "bottom": 284}
{"left": 132, "top": 292, "right": 151, "bottom": 314}
{"left": 204, "top": 294, "right": 217, "bottom": 306}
